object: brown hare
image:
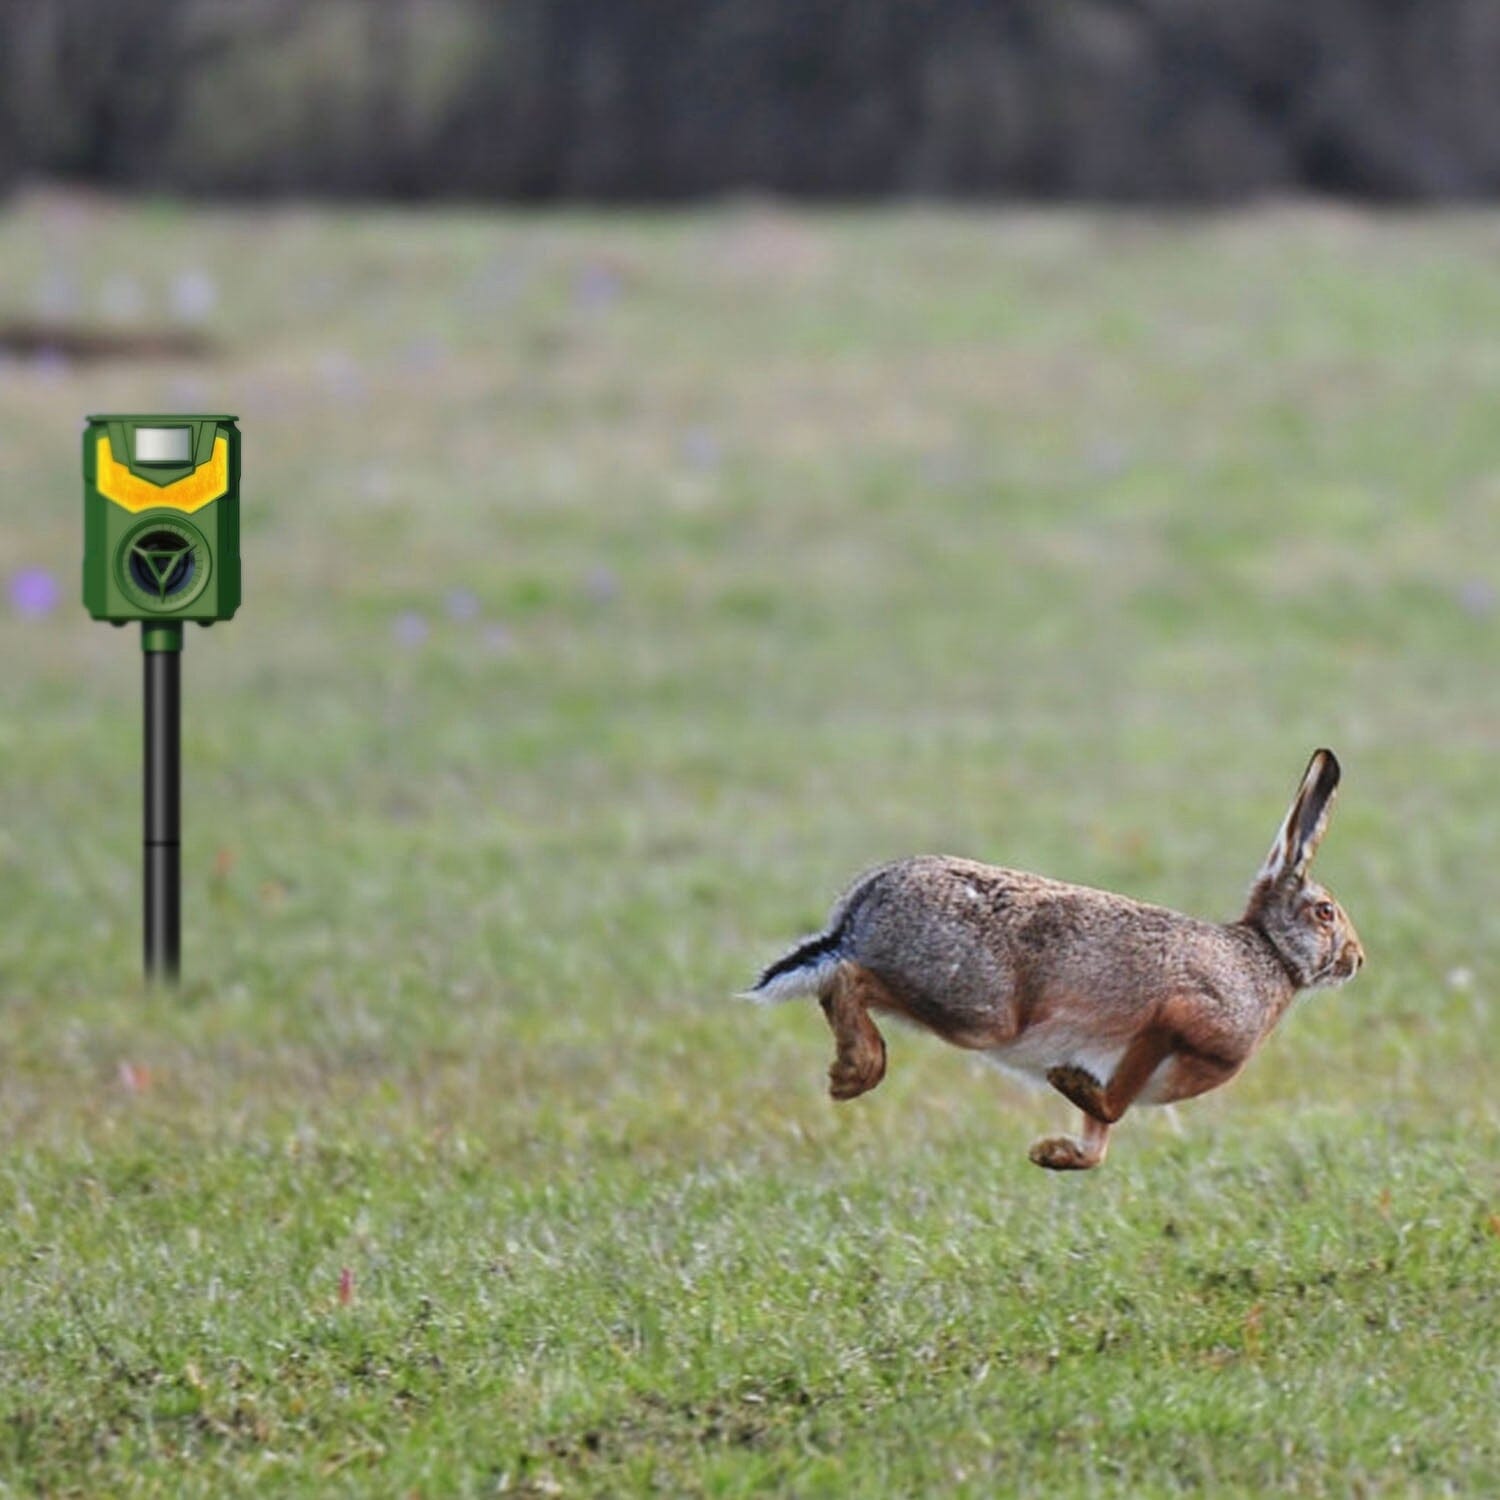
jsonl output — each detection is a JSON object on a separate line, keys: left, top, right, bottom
{"left": 746, "top": 750, "right": 1363, "bottom": 1169}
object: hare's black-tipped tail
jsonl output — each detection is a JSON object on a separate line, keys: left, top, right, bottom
{"left": 740, "top": 930, "right": 844, "bottom": 1003}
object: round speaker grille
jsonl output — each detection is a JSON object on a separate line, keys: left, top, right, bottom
{"left": 117, "top": 519, "right": 211, "bottom": 612}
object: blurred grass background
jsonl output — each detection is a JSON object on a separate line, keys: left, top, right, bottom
{"left": 0, "top": 191, "right": 1497, "bottom": 1494}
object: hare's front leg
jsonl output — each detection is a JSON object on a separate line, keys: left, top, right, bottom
{"left": 1030, "top": 1028, "right": 1176, "bottom": 1171}
{"left": 819, "top": 963, "right": 891, "bottom": 1101}
{"left": 1029, "top": 1113, "right": 1111, "bottom": 1171}
{"left": 1047, "top": 1028, "right": 1176, "bottom": 1124}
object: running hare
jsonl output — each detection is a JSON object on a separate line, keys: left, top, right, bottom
{"left": 746, "top": 750, "right": 1363, "bottom": 1169}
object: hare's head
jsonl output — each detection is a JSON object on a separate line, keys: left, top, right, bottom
{"left": 1243, "top": 749, "right": 1364, "bottom": 990}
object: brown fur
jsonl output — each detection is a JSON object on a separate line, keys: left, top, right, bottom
{"left": 819, "top": 965, "right": 890, "bottom": 1100}
{"left": 753, "top": 750, "right": 1364, "bottom": 1170}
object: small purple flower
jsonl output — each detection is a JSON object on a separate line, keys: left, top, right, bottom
{"left": 482, "top": 623, "right": 516, "bottom": 655}
{"left": 401, "top": 336, "right": 447, "bottom": 374}
{"left": 680, "top": 427, "right": 722, "bottom": 472}
{"left": 583, "top": 565, "right": 620, "bottom": 605}
{"left": 392, "top": 611, "right": 430, "bottom": 648}
{"left": 445, "top": 588, "right": 480, "bottom": 622}
{"left": 10, "top": 567, "right": 60, "bottom": 619}
{"left": 1457, "top": 578, "right": 1496, "bottom": 619}
{"left": 573, "top": 262, "right": 623, "bottom": 312}
{"left": 30, "top": 346, "right": 70, "bottom": 382}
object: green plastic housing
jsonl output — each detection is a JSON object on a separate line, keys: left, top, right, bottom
{"left": 82, "top": 414, "right": 241, "bottom": 624}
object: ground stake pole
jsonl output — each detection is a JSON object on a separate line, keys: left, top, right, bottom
{"left": 143, "top": 622, "right": 183, "bottom": 982}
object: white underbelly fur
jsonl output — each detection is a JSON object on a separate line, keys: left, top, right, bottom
{"left": 984, "top": 1024, "right": 1174, "bottom": 1106}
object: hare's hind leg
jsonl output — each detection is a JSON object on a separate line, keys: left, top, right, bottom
{"left": 820, "top": 963, "right": 891, "bottom": 1101}
{"left": 1029, "top": 1114, "right": 1111, "bottom": 1171}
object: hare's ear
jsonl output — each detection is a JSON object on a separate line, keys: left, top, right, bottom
{"left": 1258, "top": 749, "right": 1341, "bottom": 884}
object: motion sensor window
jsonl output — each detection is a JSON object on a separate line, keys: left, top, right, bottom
{"left": 135, "top": 427, "right": 193, "bottom": 464}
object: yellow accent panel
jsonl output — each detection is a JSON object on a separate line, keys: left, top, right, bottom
{"left": 96, "top": 434, "right": 229, "bottom": 515}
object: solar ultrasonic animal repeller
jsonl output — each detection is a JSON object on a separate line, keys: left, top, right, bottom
{"left": 82, "top": 414, "right": 241, "bottom": 982}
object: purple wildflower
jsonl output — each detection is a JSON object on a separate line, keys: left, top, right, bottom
{"left": 583, "top": 565, "right": 620, "bottom": 605}
{"left": 573, "top": 262, "right": 623, "bottom": 312}
{"left": 9, "top": 567, "right": 60, "bottom": 619}
{"left": 445, "top": 589, "right": 480, "bottom": 622}
{"left": 680, "top": 427, "right": 722, "bottom": 472}
{"left": 392, "top": 611, "right": 430, "bottom": 648}
{"left": 1457, "top": 579, "right": 1496, "bottom": 619}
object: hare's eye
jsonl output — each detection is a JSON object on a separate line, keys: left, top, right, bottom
{"left": 1312, "top": 901, "right": 1336, "bottom": 924}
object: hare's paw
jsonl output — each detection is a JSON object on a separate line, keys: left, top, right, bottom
{"left": 820, "top": 965, "right": 891, "bottom": 1102}
{"left": 1028, "top": 1134, "right": 1104, "bottom": 1171}
{"left": 828, "top": 1033, "right": 886, "bottom": 1101}
{"left": 1046, "top": 1063, "right": 1108, "bottom": 1119}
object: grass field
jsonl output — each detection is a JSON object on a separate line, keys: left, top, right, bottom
{"left": 1, "top": 193, "right": 1497, "bottom": 1496}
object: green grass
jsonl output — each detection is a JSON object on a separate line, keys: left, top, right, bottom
{"left": 1, "top": 193, "right": 1497, "bottom": 1495}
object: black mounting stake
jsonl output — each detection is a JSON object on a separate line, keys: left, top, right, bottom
{"left": 142, "top": 621, "right": 183, "bottom": 983}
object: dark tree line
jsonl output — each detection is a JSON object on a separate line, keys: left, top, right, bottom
{"left": 3, "top": 0, "right": 1500, "bottom": 201}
